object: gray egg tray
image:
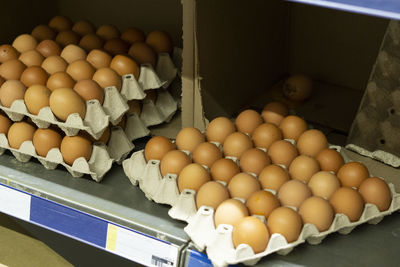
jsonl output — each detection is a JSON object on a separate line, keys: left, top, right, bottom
{"left": 123, "top": 142, "right": 400, "bottom": 267}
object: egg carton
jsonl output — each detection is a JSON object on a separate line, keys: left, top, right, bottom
{"left": 0, "top": 133, "right": 113, "bottom": 182}
{"left": 123, "top": 144, "right": 400, "bottom": 267}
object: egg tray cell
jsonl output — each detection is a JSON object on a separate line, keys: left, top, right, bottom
{"left": 123, "top": 144, "right": 400, "bottom": 267}
{"left": 0, "top": 50, "right": 179, "bottom": 140}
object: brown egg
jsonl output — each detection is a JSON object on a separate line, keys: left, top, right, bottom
{"left": 49, "top": 88, "right": 86, "bottom": 121}
{"left": 329, "top": 187, "right": 364, "bottom": 222}
{"left": 31, "top": 24, "right": 56, "bottom": 41}
{"left": 337, "top": 162, "right": 369, "bottom": 189}
{"left": 214, "top": 198, "right": 249, "bottom": 227}
{"left": 98, "top": 127, "right": 111, "bottom": 144}
{"left": 41, "top": 56, "right": 68, "bottom": 74}
{"left": 61, "top": 44, "right": 87, "bottom": 63}
{"left": 73, "top": 79, "right": 104, "bottom": 104}
{"left": 0, "top": 80, "right": 26, "bottom": 107}
{"left": 121, "top": 27, "right": 146, "bottom": 44}
{"left": 48, "top": 15, "right": 72, "bottom": 32}
{"left": 297, "top": 129, "right": 328, "bottom": 157}
{"left": 192, "top": 142, "right": 222, "bottom": 168}
{"left": 20, "top": 66, "right": 49, "bottom": 87}
{"left": 228, "top": 172, "right": 261, "bottom": 200}
{"left": 79, "top": 33, "right": 104, "bottom": 52}
{"left": 145, "top": 89, "right": 157, "bottom": 103}
{"left": 19, "top": 50, "right": 44, "bottom": 67}
{"left": 12, "top": 34, "right": 37, "bottom": 53}
{"left": 0, "top": 44, "right": 19, "bottom": 63}
{"left": 196, "top": 181, "right": 230, "bottom": 210}
{"left": 240, "top": 148, "right": 271, "bottom": 175}
{"left": 0, "top": 113, "right": 11, "bottom": 134}
{"left": 60, "top": 135, "right": 92, "bottom": 165}
{"left": 146, "top": 31, "right": 173, "bottom": 54}
{"left": 252, "top": 123, "right": 282, "bottom": 149}
{"left": 235, "top": 109, "right": 263, "bottom": 135}
{"left": 128, "top": 42, "right": 157, "bottom": 67}
{"left": 210, "top": 158, "right": 240, "bottom": 184}
{"left": 117, "top": 115, "right": 127, "bottom": 130}
{"left": 72, "top": 20, "right": 95, "bottom": 36}
{"left": 66, "top": 60, "right": 95, "bottom": 81}
{"left": 32, "top": 128, "right": 62, "bottom": 157}
{"left": 289, "top": 155, "right": 320, "bottom": 183}
{"left": 36, "top": 40, "right": 61, "bottom": 57}
{"left": 316, "top": 148, "right": 345, "bottom": 174}
{"left": 0, "top": 59, "right": 26, "bottom": 80}
{"left": 267, "top": 140, "right": 298, "bottom": 168}
{"left": 278, "top": 179, "right": 311, "bottom": 208}
{"left": 299, "top": 196, "right": 334, "bottom": 232}
{"left": 46, "top": 72, "right": 75, "bottom": 91}
{"left": 144, "top": 136, "right": 175, "bottom": 161}
{"left": 86, "top": 49, "right": 112, "bottom": 69}
{"left": 128, "top": 100, "right": 141, "bottom": 115}
{"left": 279, "top": 115, "right": 307, "bottom": 141}
{"left": 0, "top": 77, "right": 3, "bottom": 87}
{"left": 175, "top": 127, "right": 205, "bottom": 152}
{"left": 267, "top": 207, "right": 302, "bottom": 243}
{"left": 103, "top": 38, "right": 130, "bottom": 56}
{"left": 283, "top": 74, "right": 313, "bottom": 101}
{"left": 233, "top": 216, "right": 269, "bottom": 254}
{"left": 92, "top": 67, "right": 121, "bottom": 91}
{"left": 261, "top": 102, "right": 289, "bottom": 126}
{"left": 24, "top": 85, "right": 51, "bottom": 115}
{"left": 308, "top": 171, "right": 340, "bottom": 199}
{"left": 160, "top": 150, "right": 191, "bottom": 176}
{"left": 223, "top": 132, "right": 253, "bottom": 158}
{"left": 246, "top": 190, "right": 280, "bottom": 218}
{"left": 178, "top": 163, "right": 211, "bottom": 192}
{"left": 7, "top": 122, "right": 35, "bottom": 149}
{"left": 96, "top": 24, "right": 120, "bottom": 41}
{"left": 110, "top": 55, "right": 139, "bottom": 79}
{"left": 206, "top": 117, "right": 236, "bottom": 144}
{"left": 359, "top": 177, "right": 392, "bottom": 212}
{"left": 259, "top": 164, "right": 290, "bottom": 192}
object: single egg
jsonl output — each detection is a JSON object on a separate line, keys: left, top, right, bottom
{"left": 60, "top": 44, "right": 87, "bottom": 63}
{"left": 308, "top": 171, "right": 340, "bottom": 199}
{"left": 297, "top": 129, "right": 328, "bottom": 157}
{"left": 196, "top": 181, "right": 230, "bottom": 210}
{"left": 228, "top": 172, "right": 261, "bottom": 200}
{"left": 289, "top": 155, "right": 320, "bottom": 183}
{"left": 48, "top": 15, "right": 72, "bottom": 32}
{"left": 206, "top": 116, "right": 236, "bottom": 144}
{"left": 0, "top": 44, "right": 19, "bottom": 63}
{"left": 72, "top": 20, "right": 95, "bottom": 36}
{"left": 7, "top": 121, "right": 35, "bottom": 149}
{"left": 0, "top": 77, "right": 3, "bottom": 87}
{"left": 258, "top": 164, "right": 290, "bottom": 192}
{"left": 267, "top": 206, "right": 303, "bottom": 243}
{"left": 267, "top": 140, "right": 298, "bottom": 168}
{"left": 32, "top": 128, "right": 62, "bottom": 157}
{"left": 86, "top": 49, "right": 112, "bottom": 69}
{"left": 0, "top": 80, "right": 26, "bottom": 107}
{"left": 31, "top": 25, "right": 56, "bottom": 41}
{"left": 233, "top": 216, "right": 270, "bottom": 254}
{"left": 278, "top": 179, "right": 311, "bottom": 208}
{"left": 121, "top": 27, "right": 146, "bottom": 44}
{"left": 192, "top": 142, "right": 222, "bottom": 168}
{"left": 235, "top": 109, "right": 263, "bottom": 135}
{"left": 96, "top": 24, "right": 120, "bottom": 41}
{"left": 145, "top": 89, "right": 157, "bottom": 103}
{"left": 329, "top": 187, "right": 364, "bottom": 222}
{"left": 20, "top": 66, "right": 49, "bottom": 87}
{"left": 337, "top": 161, "right": 369, "bottom": 189}
{"left": 46, "top": 71, "right": 75, "bottom": 91}
{"left": 210, "top": 158, "right": 240, "bottom": 184}
{"left": 240, "top": 148, "right": 271, "bottom": 175}
{"left": 261, "top": 102, "right": 289, "bottom": 126}
{"left": 12, "top": 34, "right": 37, "bottom": 53}
{"left": 41, "top": 56, "right": 68, "bottom": 74}
{"left": 0, "top": 113, "right": 12, "bottom": 134}
{"left": 299, "top": 196, "right": 334, "bottom": 232}
{"left": 359, "top": 177, "right": 391, "bottom": 211}
{"left": 0, "top": 59, "right": 26, "bottom": 80}
{"left": 19, "top": 50, "right": 44, "bottom": 67}
{"left": 73, "top": 79, "right": 104, "bottom": 104}
{"left": 79, "top": 33, "right": 104, "bottom": 52}
{"left": 49, "top": 88, "right": 86, "bottom": 121}
{"left": 36, "top": 40, "right": 61, "bottom": 57}
{"left": 177, "top": 163, "right": 211, "bottom": 192}
{"left": 92, "top": 67, "right": 121, "bottom": 91}
{"left": 246, "top": 190, "right": 280, "bottom": 218}
{"left": 128, "top": 100, "right": 141, "bottom": 115}
{"left": 66, "top": 59, "right": 95, "bottom": 81}
{"left": 175, "top": 127, "right": 205, "bottom": 152}
{"left": 223, "top": 132, "right": 253, "bottom": 158}
{"left": 110, "top": 55, "right": 139, "bottom": 79}
{"left": 279, "top": 115, "right": 307, "bottom": 141}
{"left": 146, "top": 30, "right": 173, "bottom": 54}
{"left": 128, "top": 42, "right": 157, "bottom": 67}
{"left": 60, "top": 135, "right": 92, "bottom": 165}
{"left": 24, "top": 85, "right": 51, "bottom": 115}
{"left": 316, "top": 148, "right": 345, "bottom": 174}
{"left": 283, "top": 74, "right": 313, "bottom": 101}
{"left": 160, "top": 150, "right": 191, "bottom": 176}
{"left": 252, "top": 123, "right": 282, "bottom": 149}
{"left": 214, "top": 198, "right": 249, "bottom": 227}
{"left": 144, "top": 136, "right": 175, "bottom": 161}
{"left": 103, "top": 38, "right": 130, "bottom": 56}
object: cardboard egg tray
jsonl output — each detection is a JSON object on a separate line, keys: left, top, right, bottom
{"left": 123, "top": 142, "right": 400, "bottom": 267}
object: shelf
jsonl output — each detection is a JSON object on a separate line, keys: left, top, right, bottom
{"left": 288, "top": 0, "right": 400, "bottom": 20}
{"left": 0, "top": 140, "right": 189, "bottom": 267}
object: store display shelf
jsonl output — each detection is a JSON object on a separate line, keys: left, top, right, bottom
{"left": 0, "top": 140, "right": 189, "bottom": 267}
{"left": 287, "top": 0, "right": 400, "bottom": 20}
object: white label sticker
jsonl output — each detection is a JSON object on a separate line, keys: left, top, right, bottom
{"left": 106, "top": 224, "right": 178, "bottom": 267}
{"left": 0, "top": 184, "right": 31, "bottom": 221}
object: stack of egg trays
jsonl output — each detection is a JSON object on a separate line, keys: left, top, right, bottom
{"left": 123, "top": 141, "right": 400, "bottom": 267}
